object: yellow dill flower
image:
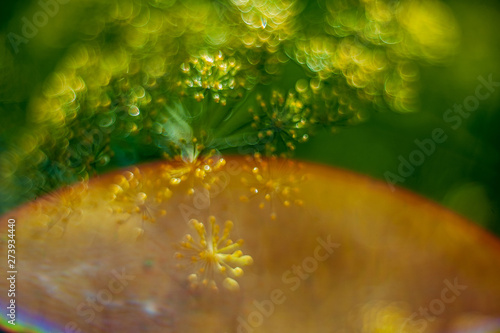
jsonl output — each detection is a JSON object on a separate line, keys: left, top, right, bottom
{"left": 34, "top": 180, "right": 88, "bottom": 237}
{"left": 179, "top": 50, "right": 246, "bottom": 104}
{"left": 109, "top": 167, "right": 169, "bottom": 223}
{"left": 161, "top": 154, "right": 227, "bottom": 195}
{"left": 249, "top": 90, "right": 311, "bottom": 155}
{"left": 239, "top": 154, "right": 305, "bottom": 220}
{"left": 175, "top": 216, "right": 253, "bottom": 292}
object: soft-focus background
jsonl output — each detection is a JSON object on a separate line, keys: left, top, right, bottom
{"left": 294, "top": 0, "right": 500, "bottom": 235}
{"left": 0, "top": 0, "right": 499, "bottom": 235}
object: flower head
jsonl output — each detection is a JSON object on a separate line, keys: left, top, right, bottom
{"left": 240, "top": 154, "right": 305, "bottom": 220}
{"left": 109, "top": 167, "right": 170, "bottom": 223}
{"left": 175, "top": 216, "right": 253, "bottom": 292}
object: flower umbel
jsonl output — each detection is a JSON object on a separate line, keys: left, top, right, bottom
{"left": 175, "top": 216, "right": 253, "bottom": 292}
{"left": 109, "top": 167, "right": 170, "bottom": 224}
{"left": 161, "top": 154, "right": 226, "bottom": 195}
{"left": 240, "top": 154, "right": 305, "bottom": 220}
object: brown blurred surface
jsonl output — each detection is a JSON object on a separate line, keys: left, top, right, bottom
{"left": 1, "top": 156, "right": 500, "bottom": 332}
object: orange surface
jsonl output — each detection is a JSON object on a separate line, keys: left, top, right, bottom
{"left": 1, "top": 156, "right": 500, "bottom": 332}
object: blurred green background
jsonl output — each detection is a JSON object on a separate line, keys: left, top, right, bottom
{"left": 295, "top": 0, "right": 500, "bottom": 235}
{"left": 0, "top": 0, "right": 499, "bottom": 234}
